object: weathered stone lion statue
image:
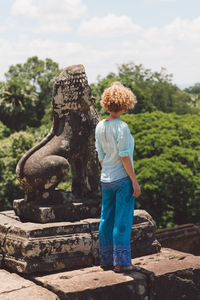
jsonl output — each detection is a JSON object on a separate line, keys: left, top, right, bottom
{"left": 16, "top": 64, "right": 100, "bottom": 202}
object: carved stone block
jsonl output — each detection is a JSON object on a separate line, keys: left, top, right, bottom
{"left": 13, "top": 192, "right": 101, "bottom": 223}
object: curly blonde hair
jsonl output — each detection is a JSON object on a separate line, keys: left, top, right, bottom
{"left": 100, "top": 81, "right": 137, "bottom": 112}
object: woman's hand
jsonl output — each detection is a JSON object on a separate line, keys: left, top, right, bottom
{"left": 132, "top": 181, "right": 141, "bottom": 198}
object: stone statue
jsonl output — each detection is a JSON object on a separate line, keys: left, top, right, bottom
{"left": 16, "top": 64, "right": 100, "bottom": 204}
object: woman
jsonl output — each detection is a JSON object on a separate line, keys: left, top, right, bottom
{"left": 95, "top": 81, "right": 141, "bottom": 273}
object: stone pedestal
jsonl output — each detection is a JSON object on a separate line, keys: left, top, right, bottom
{"left": 0, "top": 209, "right": 161, "bottom": 274}
{"left": 13, "top": 191, "right": 101, "bottom": 223}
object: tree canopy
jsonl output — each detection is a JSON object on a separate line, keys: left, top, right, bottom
{"left": 0, "top": 131, "right": 35, "bottom": 210}
{"left": 121, "top": 112, "right": 200, "bottom": 228}
{"left": 0, "top": 56, "right": 60, "bottom": 130}
{"left": 91, "top": 63, "right": 199, "bottom": 116}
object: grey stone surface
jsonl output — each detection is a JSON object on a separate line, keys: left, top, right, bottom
{"left": 133, "top": 247, "right": 200, "bottom": 300}
{"left": 0, "top": 269, "right": 59, "bottom": 299}
{"left": 0, "top": 212, "right": 94, "bottom": 273}
{"left": 156, "top": 222, "right": 200, "bottom": 256}
{"left": 1, "top": 246, "right": 199, "bottom": 299}
{"left": 13, "top": 195, "right": 101, "bottom": 223}
{"left": 32, "top": 266, "right": 148, "bottom": 300}
{"left": 29, "top": 248, "right": 200, "bottom": 300}
{"left": 0, "top": 209, "right": 161, "bottom": 274}
{"left": 0, "top": 254, "right": 2, "bottom": 268}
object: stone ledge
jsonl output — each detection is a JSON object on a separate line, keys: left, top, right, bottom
{"left": 1, "top": 247, "right": 200, "bottom": 299}
{"left": 31, "top": 267, "right": 148, "bottom": 300}
{"left": 0, "top": 269, "right": 59, "bottom": 299}
{"left": 156, "top": 223, "right": 200, "bottom": 255}
{"left": 0, "top": 210, "right": 161, "bottom": 274}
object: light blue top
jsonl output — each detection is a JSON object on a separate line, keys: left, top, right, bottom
{"left": 95, "top": 118, "right": 135, "bottom": 183}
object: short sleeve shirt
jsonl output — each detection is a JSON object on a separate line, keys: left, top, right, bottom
{"left": 95, "top": 118, "right": 134, "bottom": 182}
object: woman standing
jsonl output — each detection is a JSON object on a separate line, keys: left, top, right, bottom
{"left": 95, "top": 82, "right": 141, "bottom": 273}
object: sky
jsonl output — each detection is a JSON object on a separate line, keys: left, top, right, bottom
{"left": 0, "top": 0, "right": 200, "bottom": 87}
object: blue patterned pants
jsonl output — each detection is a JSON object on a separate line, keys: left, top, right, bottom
{"left": 99, "top": 176, "right": 135, "bottom": 266}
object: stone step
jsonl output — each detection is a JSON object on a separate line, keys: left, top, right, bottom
{"left": 26, "top": 247, "right": 200, "bottom": 300}
{"left": 0, "top": 269, "right": 59, "bottom": 300}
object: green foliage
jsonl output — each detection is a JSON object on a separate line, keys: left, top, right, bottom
{"left": 0, "top": 77, "right": 39, "bottom": 130}
{"left": 40, "top": 104, "right": 53, "bottom": 128}
{"left": 185, "top": 82, "right": 200, "bottom": 95}
{"left": 184, "top": 83, "right": 200, "bottom": 110}
{"left": 120, "top": 112, "right": 200, "bottom": 228}
{"left": 0, "top": 56, "right": 60, "bottom": 130}
{"left": 26, "top": 124, "right": 50, "bottom": 143}
{"left": 5, "top": 56, "right": 60, "bottom": 108}
{"left": 0, "top": 132, "right": 35, "bottom": 210}
{"left": 91, "top": 63, "right": 199, "bottom": 116}
{"left": 0, "top": 121, "right": 10, "bottom": 139}
{"left": 26, "top": 104, "right": 53, "bottom": 142}
{"left": 0, "top": 110, "right": 199, "bottom": 229}
{"left": 57, "top": 167, "right": 72, "bottom": 192}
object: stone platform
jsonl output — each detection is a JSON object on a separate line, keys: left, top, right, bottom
{"left": 0, "top": 269, "right": 58, "bottom": 300}
{"left": 29, "top": 248, "right": 200, "bottom": 300}
{"left": 1, "top": 248, "right": 200, "bottom": 300}
{"left": 0, "top": 209, "right": 161, "bottom": 274}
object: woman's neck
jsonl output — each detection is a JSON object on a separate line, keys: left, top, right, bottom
{"left": 106, "top": 112, "right": 121, "bottom": 120}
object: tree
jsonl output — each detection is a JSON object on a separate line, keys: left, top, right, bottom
{"left": 3, "top": 56, "right": 60, "bottom": 124}
{"left": 184, "top": 83, "right": 200, "bottom": 110}
{"left": 91, "top": 62, "right": 199, "bottom": 116}
{"left": 185, "top": 82, "right": 200, "bottom": 94}
{"left": 121, "top": 112, "right": 200, "bottom": 228}
{"left": 0, "top": 120, "right": 10, "bottom": 139}
{"left": 0, "top": 77, "right": 39, "bottom": 130}
{"left": 0, "top": 131, "right": 35, "bottom": 210}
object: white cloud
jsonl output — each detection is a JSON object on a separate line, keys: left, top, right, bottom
{"left": 11, "top": 0, "right": 87, "bottom": 33}
{"left": 11, "top": 0, "right": 38, "bottom": 17}
{"left": 164, "top": 17, "right": 200, "bottom": 44}
{"left": 1, "top": 12, "right": 200, "bottom": 86}
{"left": 0, "top": 18, "right": 17, "bottom": 33}
{"left": 77, "top": 14, "right": 200, "bottom": 84}
{"left": 0, "top": 36, "right": 96, "bottom": 82}
{"left": 78, "top": 14, "right": 143, "bottom": 38}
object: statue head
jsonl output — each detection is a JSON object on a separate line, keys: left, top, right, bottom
{"left": 52, "top": 64, "right": 95, "bottom": 117}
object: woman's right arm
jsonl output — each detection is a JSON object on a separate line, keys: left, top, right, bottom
{"left": 120, "top": 156, "right": 141, "bottom": 198}
{"left": 116, "top": 124, "right": 141, "bottom": 198}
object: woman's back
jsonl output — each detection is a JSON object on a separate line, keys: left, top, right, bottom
{"left": 95, "top": 118, "right": 134, "bottom": 182}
